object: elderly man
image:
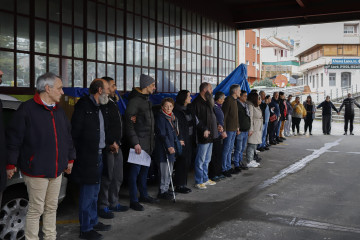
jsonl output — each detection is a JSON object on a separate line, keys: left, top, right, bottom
{"left": 71, "top": 79, "right": 111, "bottom": 240}
{"left": 317, "top": 96, "right": 339, "bottom": 135}
{"left": 192, "top": 82, "right": 219, "bottom": 189}
{"left": 339, "top": 93, "right": 360, "bottom": 135}
{"left": 6, "top": 72, "right": 76, "bottom": 240}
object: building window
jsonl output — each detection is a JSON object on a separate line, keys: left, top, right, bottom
{"left": 246, "top": 42, "right": 249, "bottom": 47}
{"left": 257, "top": 49, "right": 259, "bottom": 54}
{"left": 341, "top": 72, "right": 351, "bottom": 88}
{"left": 321, "top": 73, "right": 323, "bottom": 87}
{"left": 280, "top": 50, "right": 283, "bottom": 57}
{"left": 344, "top": 24, "right": 358, "bottom": 34}
{"left": 252, "top": 62, "right": 255, "bottom": 66}
{"left": 312, "top": 75, "right": 315, "bottom": 88}
{"left": 246, "top": 61, "right": 249, "bottom": 65}
{"left": 274, "top": 49, "right": 276, "bottom": 56}
{"left": 329, "top": 73, "right": 336, "bottom": 86}
{"left": 252, "top": 44, "right": 255, "bottom": 49}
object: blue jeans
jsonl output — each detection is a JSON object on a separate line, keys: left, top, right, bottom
{"left": 276, "top": 120, "right": 282, "bottom": 137}
{"left": 128, "top": 163, "right": 149, "bottom": 203}
{"left": 233, "top": 131, "right": 248, "bottom": 167}
{"left": 194, "top": 143, "right": 213, "bottom": 184}
{"left": 221, "top": 131, "right": 236, "bottom": 172}
{"left": 79, "top": 154, "right": 103, "bottom": 232}
{"left": 260, "top": 122, "right": 268, "bottom": 148}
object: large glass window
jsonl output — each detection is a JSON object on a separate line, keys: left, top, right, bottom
{"left": 329, "top": 73, "right": 336, "bottom": 86}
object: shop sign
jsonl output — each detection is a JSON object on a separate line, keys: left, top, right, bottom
{"left": 325, "top": 64, "right": 360, "bottom": 69}
{"left": 331, "top": 59, "right": 360, "bottom": 64}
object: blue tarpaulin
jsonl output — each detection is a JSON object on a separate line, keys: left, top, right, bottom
{"left": 213, "top": 64, "right": 250, "bottom": 96}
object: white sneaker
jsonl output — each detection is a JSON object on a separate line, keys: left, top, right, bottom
{"left": 255, "top": 150, "right": 260, "bottom": 153}
{"left": 195, "top": 183, "right": 207, "bottom": 189}
{"left": 247, "top": 161, "right": 259, "bottom": 168}
{"left": 204, "top": 180, "right": 216, "bottom": 186}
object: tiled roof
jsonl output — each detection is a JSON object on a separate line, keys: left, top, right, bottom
{"left": 274, "top": 37, "right": 293, "bottom": 48}
{"left": 261, "top": 39, "right": 285, "bottom": 49}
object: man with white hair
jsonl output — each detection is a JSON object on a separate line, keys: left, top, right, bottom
{"left": 6, "top": 72, "right": 76, "bottom": 240}
{"left": 71, "top": 79, "right": 112, "bottom": 240}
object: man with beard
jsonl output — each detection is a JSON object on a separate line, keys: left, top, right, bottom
{"left": 192, "top": 82, "right": 219, "bottom": 189}
{"left": 97, "top": 77, "right": 129, "bottom": 219}
{"left": 72, "top": 79, "right": 111, "bottom": 240}
{"left": 339, "top": 93, "right": 360, "bottom": 135}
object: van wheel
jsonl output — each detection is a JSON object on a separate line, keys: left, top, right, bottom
{"left": 0, "top": 191, "right": 28, "bottom": 240}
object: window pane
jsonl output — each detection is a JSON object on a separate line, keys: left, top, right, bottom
{"left": 142, "top": 18, "right": 148, "bottom": 42}
{"left": 157, "top": 0, "right": 163, "bottom": 21}
{"left": 48, "top": 24, "right": 60, "bottom": 55}
{"left": 35, "top": 20, "right": 46, "bottom": 53}
{"left": 163, "top": 70, "right": 169, "bottom": 92}
{"left": 116, "top": 37, "right": 124, "bottom": 63}
{"left": 134, "top": 15, "right": 141, "bottom": 40}
{"left": 181, "top": 73, "right": 186, "bottom": 90}
{"left": 0, "top": 51, "right": 13, "bottom": 87}
{"left": 107, "top": 7, "right": 115, "bottom": 34}
{"left": 157, "top": 22, "right": 163, "bottom": 45}
{"left": 49, "top": 57, "right": 60, "bottom": 76}
{"left": 0, "top": 13, "right": 14, "bottom": 49}
{"left": 49, "top": 0, "right": 60, "bottom": 21}
{"left": 116, "top": 65, "right": 124, "bottom": 91}
{"left": 16, "top": 53, "right": 30, "bottom": 87}
{"left": 157, "top": 46, "right": 163, "bottom": 68}
{"left": 62, "top": 26, "right": 72, "bottom": 56}
{"left": 170, "top": 27, "right": 175, "bottom": 48}
{"left": 142, "top": 43, "right": 148, "bottom": 67}
{"left": 175, "top": 50, "right": 180, "bottom": 71}
{"left": 175, "top": 72, "right": 180, "bottom": 91}
{"left": 134, "top": 41, "right": 141, "bottom": 65}
{"left": 142, "top": 0, "right": 148, "bottom": 16}
{"left": 116, "top": 10, "right": 124, "bottom": 36}
{"left": 107, "top": 64, "right": 115, "bottom": 79}
{"left": 62, "top": 0, "right": 72, "bottom": 24}
{"left": 134, "top": 67, "right": 141, "bottom": 87}
{"left": 149, "top": 20, "right": 155, "bottom": 43}
{"left": 149, "top": 44, "right": 155, "bottom": 67}
{"left": 126, "top": 13, "right": 133, "bottom": 38}
{"left": 0, "top": 0, "right": 14, "bottom": 11}
{"left": 157, "top": 70, "right": 163, "bottom": 92}
{"left": 169, "top": 71, "right": 174, "bottom": 92}
{"left": 134, "top": 0, "right": 141, "bottom": 14}
{"left": 97, "top": 63, "right": 106, "bottom": 78}
{"left": 149, "top": 0, "right": 155, "bottom": 18}
{"left": 87, "top": 62, "right": 96, "bottom": 87}
{"left": 74, "top": 60, "right": 83, "bottom": 87}
{"left": 164, "top": 24, "right": 169, "bottom": 46}
{"left": 97, "top": 34, "right": 106, "bottom": 61}
{"left": 61, "top": 58, "right": 72, "bottom": 87}
{"left": 107, "top": 36, "right": 115, "bottom": 62}
{"left": 35, "top": 55, "right": 47, "bottom": 82}
{"left": 35, "top": 0, "right": 46, "bottom": 18}
{"left": 74, "top": 0, "right": 83, "bottom": 26}
{"left": 126, "top": 66, "right": 133, "bottom": 91}
{"left": 126, "top": 40, "right": 133, "bottom": 64}
{"left": 170, "top": 49, "right": 175, "bottom": 70}
{"left": 74, "top": 28, "right": 83, "bottom": 58}
{"left": 142, "top": 68, "right": 148, "bottom": 75}
{"left": 87, "top": 32, "right": 96, "bottom": 60}
{"left": 164, "top": 47, "right": 169, "bottom": 69}
{"left": 87, "top": 1, "right": 96, "bottom": 30}
{"left": 17, "top": 16, "right": 30, "bottom": 51}
{"left": 98, "top": 4, "right": 106, "bottom": 32}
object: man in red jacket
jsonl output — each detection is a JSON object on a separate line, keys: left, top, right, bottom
{"left": 6, "top": 72, "right": 75, "bottom": 240}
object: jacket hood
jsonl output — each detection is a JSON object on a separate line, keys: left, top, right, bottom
{"left": 33, "top": 92, "right": 59, "bottom": 111}
{"left": 128, "top": 87, "right": 149, "bottom": 100}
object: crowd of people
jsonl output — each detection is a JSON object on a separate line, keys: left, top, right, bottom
{"left": 1, "top": 71, "right": 360, "bottom": 240}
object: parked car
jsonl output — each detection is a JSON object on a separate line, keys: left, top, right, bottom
{"left": 0, "top": 94, "right": 68, "bottom": 240}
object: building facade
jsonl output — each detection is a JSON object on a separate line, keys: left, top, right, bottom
{"left": 238, "top": 29, "right": 261, "bottom": 85}
{"left": 0, "top": 0, "right": 236, "bottom": 94}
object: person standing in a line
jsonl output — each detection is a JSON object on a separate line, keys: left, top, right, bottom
{"left": 303, "top": 95, "right": 316, "bottom": 135}
{"left": 339, "top": 93, "right": 360, "bottom": 135}
{"left": 291, "top": 97, "right": 306, "bottom": 135}
{"left": 317, "top": 96, "right": 339, "bottom": 135}
{"left": 284, "top": 95, "right": 293, "bottom": 137}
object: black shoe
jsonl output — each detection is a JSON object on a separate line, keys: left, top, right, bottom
{"left": 234, "top": 167, "right": 241, "bottom": 174}
{"left": 130, "top": 201, "right": 144, "bottom": 211}
{"left": 80, "top": 230, "right": 103, "bottom": 240}
{"left": 266, "top": 143, "right": 270, "bottom": 147}
{"left": 157, "top": 192, "right": 174, "bottom": 200}
{"left": 240, "top": 163, "right": 249, "bottom": 170}
{"left": 93, "top": 222, "right": 111, "bottom": 232}
{"left": 175, "top": 186, "right": 192, "bottom": 194}
{"left": 258, "top": 147, "right": 265, "bottom": 152}
{"left": 276, "top": 137, "right": 283, "bottom": 142}
{"left": 228, "top": 168, "right": 235, "bottom": 174}
{"left": 255, "top": 157, "right": 262, "bottom": 163}
{"left": 270, "top": 141, "right": 276, "bottom": 145}
{"left": 109, "top": 204, "right": 129, "bottom": 212}
{"left": 280, "top": 137, "right": 286, "bottom": 141}
{"left": 309, "top": 133, "right": 312, "bottom": 135}
{"left": 344, "top": 132, "right": 347, "bottom": 135}
{"left": 139, "top": 196, "right": 159, "bottom": 204}
{"left": 350, "top": 132, "right": 354, "bottom": 135}
{"left": 98, "top": 207, "right": 114, "bottom": 219}
{"left": 264, "top": 147, "right": 270, "bottom": 150}
{"left": 222, "top": 171, "right": 232, "bottom": 177}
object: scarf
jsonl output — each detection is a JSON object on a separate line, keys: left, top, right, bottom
{"left": 161, "top": 109, "right": 179, "bottom": 135}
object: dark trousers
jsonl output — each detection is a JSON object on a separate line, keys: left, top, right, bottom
{"left": 208, "top": 138, "right": 223, "bottom": 179}
{"left": 344, "top": 114, "right": 354, "bottom": 133}
{"left": 128, "top": 163, "right": 149, "bottom": 203}
{"left": 99, "top": 150, "right": 124, "bottom": 209}
{"left": 292, "top": 117, "right": 301, "bottom": 133}
{"left": 174, "top": 137, "right": 193, "bottom": 187}
{"left": 322, "top": 115, "right": 332, "bottom": 134}
{"left": 268, "top": 120, "right": 277, "bottom": 142}
{"left": 304, "top": 117, "right": 313, "bottom": 133}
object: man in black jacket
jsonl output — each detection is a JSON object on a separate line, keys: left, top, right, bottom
{"left": 0, "top": 69, "right": 6, "bottom": 207}
{"left": 317, "top": 96, "right": 339, "bottom": 135}
{"left": 339, "top": 93, "right": 360, "bottom": 135}
{"left": 6, "top": 72, "right": 76, "bottom": 240}
{"left": 192, "top": 82, "right": 219, "bottom": 189}
{"left": 125, "top": 74, "right": 158, "bottom": 211}
{"left": 97, "top": 77, "right": 129, "bottom": 220}
{"left": 72, "top": 79, "right": 112, "bottom": 240}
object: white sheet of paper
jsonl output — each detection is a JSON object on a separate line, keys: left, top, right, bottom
{"left": 127, "top": 148, "right": 151, "bottom": 167}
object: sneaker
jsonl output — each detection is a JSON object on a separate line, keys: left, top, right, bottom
{"left": 255, "top": 149, "right": 260, "bottom": 153}
{"left": 109, "top": 204, "right": 129, "bottom": 212}
{"left": 139, "top": 196, "right": 159, "bottom": 204}
{"left": 195, "top": 183, "right": 207, "bottom": 189}
{"left": 247, "top": 161, "right": 259, "bottom": 168}
{"left": 204, "top": 180, "right": 216, "bottom": 186}
{"left": 129, "top": 201, "right": 144, "bottom": 211}
{"left": 93, "top": 222, "right": 111, "bottom": 231}
{"left": 98, "top": 207, "right": 114, "bottom": 219}
{"left": 157, "top": 192, "right": 174, "bottom": 200}
{"left": 80, "top": 230, "right": 103, "bottom": 240}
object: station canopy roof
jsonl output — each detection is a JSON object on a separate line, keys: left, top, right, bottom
{"left": 170, "top": 0, "right": 360, "bottom": 29}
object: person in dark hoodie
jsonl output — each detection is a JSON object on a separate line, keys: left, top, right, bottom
{"left": 124, "top": 74, "right": 158, "bottom": 211}
{"left": 7, "top": 72, "right": 76, "bottom": 240}
{"left": 268, "top": 92, "right": 280, "bottom": 144}
{"left": 97, "top": 77, "right": 129, "bottom": 220}
{"left": 317, "top": 96, "right": 339, "bottom": 135}
{"left": 339, "top": 93, "right": 360, "bottom": 135}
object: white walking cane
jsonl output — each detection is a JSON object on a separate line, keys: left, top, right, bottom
{"left": 166, "top": 155, "right": 176, "bottom": 203}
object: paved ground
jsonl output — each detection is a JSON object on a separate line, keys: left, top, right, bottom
{"left": 55, "top": 122, "right": 360, "bottom": 240}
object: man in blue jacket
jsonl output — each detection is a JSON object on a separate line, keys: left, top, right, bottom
{"left": 6, "top": 72, "right": 76, "bottom": 240}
